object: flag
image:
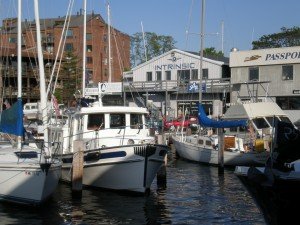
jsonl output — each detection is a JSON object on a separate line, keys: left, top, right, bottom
{"left": 273, "top": 120, "right": 300, "bottom": 166}
{"left": 3, "top": 99, "right": 11, "bottom": 109}
{"left": 52, "top": 95, "right": 60, "bottom": 116}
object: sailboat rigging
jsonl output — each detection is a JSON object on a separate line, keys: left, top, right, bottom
{"left": 0, "top": 0, "right": 61, "bottom": 205}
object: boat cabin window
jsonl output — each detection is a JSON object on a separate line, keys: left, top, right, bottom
{"left": 252, "top": 118, "right": 269, "bottom": 129}
{"left": 198, "top": 139, "right": 204, "bottom": 145}
{"left": 205, "top": 140, "right": 212, "bottom": 146}
{"left": 110, "top": 114, "right": 125, "bottom": 129}
{"left": 229, "top": 124, "right": 247, "bottom": 132}
{"left": 87, "top": 114, "right": 104, "bottom": 130}
{"left": 130, "top": 114, "right": 143, "bottom": 129}
{"left": 279, "top": 116, "right": 292, "bottom": 124}
{"left": 266, "top": 116, "right": 278, "bottom": 127}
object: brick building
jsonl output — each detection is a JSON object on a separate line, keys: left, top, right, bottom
{"left": 0, "top": 12, "right": 131, "bottom": 105}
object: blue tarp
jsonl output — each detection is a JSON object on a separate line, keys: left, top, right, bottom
{"left": 0, "top": 98, "right": 24, "bottom": 136}
{"left": 198, "top": 103, "right": 247, "bottom": 128}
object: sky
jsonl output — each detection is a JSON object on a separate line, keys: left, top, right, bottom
{"left": 1, "top": 0, "right": 299, "bottom": 56}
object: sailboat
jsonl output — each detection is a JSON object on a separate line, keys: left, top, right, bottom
{"left": 171, "top": 0, "right": 284, "bottom": 166}
{"left": 0, "top": 0, "right": 61, "bottom": 205}
{"left": 50, "top": 1, "right": 168, "bottom": 194}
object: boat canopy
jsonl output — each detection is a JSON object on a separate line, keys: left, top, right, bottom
{"left": 198, "top": 104, "right": 247, "bottom": 128}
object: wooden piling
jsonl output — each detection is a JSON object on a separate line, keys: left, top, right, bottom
{"left": 72, "top": 140, "right": 84, "bottom": 196}
{"left": 156, "top": 134, "right": 167, "bottom": 189}
{"left": 218, "top": 128, "right": 224, "bottom": 174}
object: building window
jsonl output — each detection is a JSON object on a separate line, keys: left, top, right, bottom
{"left": 277, "top": 96, "right": 300, "bottom": 110}
{"left": 86, "top": 69, "right": 93, "bottom": 83}
{"left": 202, "top": 68, "right": 208, "bottom": 79}
{"left": 9, "top": 37, "right": 17, "bottom": 43}
{"left": 282, "top": 65, "right": 293, "bottom": 80}
{"left": 104, "top": 46, "right": 108, "bottom": 54}
{"left": 192, "top": 69, "right": 198, "bottom": 80}
{"left": 66, "top": 29, "right": 73, "bottom": 38}
{"left": 86, "top": 57, "right": 93, "bottom": 64}
{"left": 86, "top": 33, "right": 92, "bottom": 40}
{"left": 156, "top": 71, "right": 162, "bottom": 81}
{"left": 177, "top": 70, "right": 190, "bottom": 82}
{"left": 103, "top": 34, "right": 107, "bottom": 42}
{"left": 249, "top": 67, "right": 259, "bottom": 81}
{"left": 165, "top": 71, "right": 171, "bottom": 80}
{"left": 65, "top": 43, "right": 73, "bottom": 51}
{"left": 103, "top": 58, "right": 108, "bottom": 65}
{"left": 87, "top": 45, "right": 92, "bottom": 52}
{"left": 147, "top": 72, "right": 152, "bottom": 81}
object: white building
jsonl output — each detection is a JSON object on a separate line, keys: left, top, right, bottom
{"left": 230, "top": 46, "right": 300, "bottom": 122}
{"left": 124, "top": 49, "right": 230, "bottom": 118}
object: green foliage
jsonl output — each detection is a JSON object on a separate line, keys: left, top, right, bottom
{"left": 130, "top": 32, "right": 176, "bottom": 66}
{"left": 59, "top": 51, "right": 81, "bottom": 104}
{"left": 203, "top": 47, "right": 224, "bottom": 57}
{"left": 252, "top": 26, "right": 300, "bottom": 49}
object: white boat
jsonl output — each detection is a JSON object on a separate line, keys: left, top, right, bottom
{"left": 172, "top": 81, "right": 293, "bottom": 166}
{"left": 235, "top": 120, "right": 300, "bottom": 224}
{"left": 172, "top": 134, "right": 269, "bottom": 166}
{"left": 0, "top": 0, "right": 61, "bottom": 205}
{"left": 0, "top": 145, "right": 61, "bottom": 205}
{"left": 49, "top": 2, "right": 168, "bottom": 194}
{"left": 50, "top": 97, "right": 168, "bottom": 193}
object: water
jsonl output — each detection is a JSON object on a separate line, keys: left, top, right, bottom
{"left": 0, "top": 157, "right": 266, "bottom": 225}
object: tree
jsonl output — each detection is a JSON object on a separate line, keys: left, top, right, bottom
{"left": 59, "top": 51, "right": 81, "bottom": 105}
{"left": 203, "top": 47, "right": 224, "bottom": 57}
{"left": 131, "top": 32, "right": 176, "bottom": 66}
{"left": 252, "top": 26, "right": 300, "bottom": 49}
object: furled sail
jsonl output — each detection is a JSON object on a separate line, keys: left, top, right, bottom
{"left": 0, "top": 98, "right": 24, "bottom": 136}
{"left": 198, "top": 103, "right": 247, "bottom": 128}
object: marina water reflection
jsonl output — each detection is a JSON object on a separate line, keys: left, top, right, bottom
{"left": 0, "top": 158, "right": 266, "bottom": 225}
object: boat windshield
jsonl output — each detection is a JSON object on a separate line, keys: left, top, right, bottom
{"left": 252, "top": 118, "right": 270, "bottom": 129}
{"left": 279, "top": 116, "right": 292, "bottom": 124}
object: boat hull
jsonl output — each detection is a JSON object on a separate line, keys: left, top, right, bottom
{"left": 0, "top": 162, "right": 61, "bottom": 205}
{"left": 235, "top": 166, "right": 300, "bottom": 224}
{"left": 58, "top": 144, "right": 168, "bottom": 193}
{"left": 172, "top": 135, "right": 268, "bottom": 166}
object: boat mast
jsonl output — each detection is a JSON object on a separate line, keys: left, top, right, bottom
{"left": 17, "top": 0, "right": 22, "bottom": 149}
{"left": 33, "top": 0, "right": 49, "bottom": 153}
{"left": 82, "top": 0, "right": 87, "bottom": 97}
{"left": 107, "top": 2, "right": 112, "bottom": 83}
{"left": 199, "top": 0, "right": 205, "bottom": 103}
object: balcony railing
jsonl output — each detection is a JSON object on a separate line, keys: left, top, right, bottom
{"left": 123, "top": 78, "right": 231, "bottom": 93}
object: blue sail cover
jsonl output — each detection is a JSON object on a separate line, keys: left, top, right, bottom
{"left": 0, "top": 98, "right": 24, "bottom": 136}
{"left": 198, "top": 103, "right": 247, "bottom": 128}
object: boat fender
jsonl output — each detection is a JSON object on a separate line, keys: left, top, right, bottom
{"left": 127, "top": 139, "right": 135, "bottom": 145}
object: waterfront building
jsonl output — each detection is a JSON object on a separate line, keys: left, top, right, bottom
{"left": 0, "top": 12, "right": 130, "bottom": 105}
{"left": 230, "top": 46, "right": 300, "bottom": 122}
{"left": 123, "top": 49, "right": 230, "bottom": 119}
